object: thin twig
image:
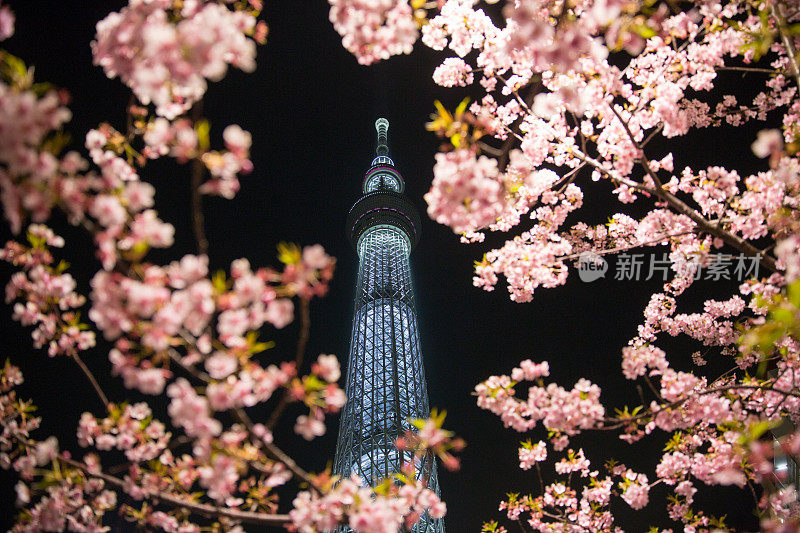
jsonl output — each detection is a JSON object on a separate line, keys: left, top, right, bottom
{"left": 71, "top": 353, "right": 110, "bottom": 409}
{"left": 168, "top": 347, "right": 211, "bottom": 383}
{"left": 190, "top": 102, "right": 209, "bottom": 256}
{"left": 559, "top": 230, "right": 694, "bottom": 261}
{"left": 233, "top": 407, "right": 323, "bottom": 496}
{"left": 60, "top": 456, "right": 291, "bottom": 526}
{"left": 608, "top": 105, "right": 778, "bottom": 272}
{"left": 716, "top": 65, "right": 781, "bottom": 75}
{"left": 772, "top": 1, "right": 800, "bottom": 90}
{"left": 294, "top": 298, "right": 311, "bottom": 368}
{"left": 266, "top": 298, "right": 310, "bottom": 430}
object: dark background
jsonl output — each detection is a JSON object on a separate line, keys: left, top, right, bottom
{"left": 0, "top": 1, "right": 772, "bottom": 530}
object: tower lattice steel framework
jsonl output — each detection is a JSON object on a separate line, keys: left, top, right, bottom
{"left": 332, "top": 119, "right": 444, "bottom": 532}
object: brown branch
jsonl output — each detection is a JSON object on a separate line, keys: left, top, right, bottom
{"left": 60, "top": 456, "right": 291, "bottom": 526}
{"left": 716, "top": 65, "right": 781, "bottom": 75}
{"left": 168, "top": 347, "right": 211, "bottom": 383}
{"left": 656, "top": 188, "right": 778, "bottom": 272}
{"left": 71, "top": 352, "right": 110, "bottom": 410}
{"left": 232, "top": 407, "right": 323, "bottom": 496}
{"left": 641, "top": 124, "right": 664, "bottom": 148}
{"left": 534, "top": 462, "right": 545, "bottom": 495}
{"left": 570, "top": 148, "right": 652, "bottom": 193}
{"left": 293, "top": 298, "right": 311, "bottom": 368}
{"left": 166, "top": 305, "right": 319, "bottom": 495}
{"left": 608, "top": 105, "right": 778, "bottom": 272}
{"left": 559, "top": 230, "right": 694, "bottom": 261}
{"left": 772, "top": 1, "right": 800, "bottom": 90}
{"left": 601, "top": 382, "right": 800, "bottom": 430}
{"left": 190, "top": 102, "right": 209, "bottom": 256}
{"left": 265, "top": 298, "right": 311, "bottom": 431}
{"left": 125, "top": 94, "right": 138, "bottom": 139}
{"left": 495, "top": 80, "right": 539, "bottom": 170}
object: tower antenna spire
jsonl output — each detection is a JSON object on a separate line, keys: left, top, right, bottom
{"left": 375, "top": 118, "right": 389, "bottom": 157}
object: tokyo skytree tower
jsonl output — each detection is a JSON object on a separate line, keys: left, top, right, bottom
{"left": 332, "top": 118, "right": 444, "bottom": 532}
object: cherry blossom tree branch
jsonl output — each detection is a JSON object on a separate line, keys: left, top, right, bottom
{"left": 266, "top": 298, "right": 310, "bottom": 431}
{"left": 59, "top": 456, "right": 292, "bottom": 526}
{"left": 716, "top": 65, "right": 781, "bottom": 75}
{"left": 164, "top": 341, "right": 324, "bottom": 496}
{"left": 601, "top": 382, "right": 800, "bottom": 429}
{"left": 608, "top": 105, "right": 779, "bottom": 272}
{"left": 772, "top": 1, "right": 800, "bottom": 90}
{"left": 641, "top": 124, "right": 665, "bottom": 148}
{"left": 232, "top": 406, "right": 324, "bottom": 495}
{"left": 570, "top": 148, "right": 652, "bottom": 193}
{"left": 168, "top": 347, "right": 212, "bottom": 383}
{"left": 559, "top": 230, "right": 694, "bottom": 261}
{"left": 165, "top": 306, "right": 322, "bottom": 496}
{"left": 294, "top": 298, "right": 310, "bottom": 368}
{"left": 71, "top": 353, "right": 110, "bottom": 410}
{"left": 656, "top": 186, "right": 778, "bottom": 271}
{"left": 190, "top": 102, "right": 209, "bottom": 256}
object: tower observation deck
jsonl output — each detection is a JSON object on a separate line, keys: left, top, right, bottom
{"left": 332, "top": 119, "right": 444, "bottom": 532}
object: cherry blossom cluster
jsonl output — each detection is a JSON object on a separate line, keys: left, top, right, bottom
{"left": 0, "top": 1, "right": 263, "bottom": 248}
{"left": 395, "top": 409, "right": 466, "bottom": 472}
{"left": 92, "top": 0, "right": 262, "bottom": 118}
{"left": 495, "top": 457, "right": 616, "bottom": 531}
{"left": 0, "top": 360, "right": 45, "bottom": 483}
{"left": 0, "top": 63, "right": 76, "bottom": 234}
{"left": 0, "top": 54, "right": 181, "bottom": 271}
{"left": 402, "top": 0, "right": 800, "bottom": 306}
{"left": 424, "top": 149, "right": 506, "bottom": 234}
{"left": 293, "top": 353, "right": 347, "bottom": 440}
{"left": 143, "top": 119, "right": 254, "bottom": 199}
{"left": 287, "top": 411, "right": 460, "bottom": 530}
{"left": 0, "top": 362, "right": 118, "bottom": 533}
{"left": 474, "top": 344, "right": 800, "bottom": 528}
{"left": 328, "top": 0, "right": 419, "bottom": 65}
{"left": 0, "top": 0, "right": 12, "bottom": 41}
{"left": 1, "top": 225, "right": 96, "bottom": 356}
{"left": 78, "top": 403, "right": 169, "bottom": 463}
{"left": 0, "top": 3, "right": 422, "bottom": 531}
{"left": 86, "top": 244, "right": 338, "bottom": 434}
{"left": 13, "top": 473, "right": 118, "bottom": 533}
{"left": 116, "top": 424, "right": 292, "bottom": 510}
{"left": 290, "top": 473, "right": 446, "bottom": 532}
{"left": 475, "top": 359, "right": 604, "bottom": 442}
{"left": 518, "top": 440, "right": 546, "bottom": 470}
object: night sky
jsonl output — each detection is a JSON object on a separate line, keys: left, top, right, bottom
{"left": 0, "top": 1, "right": 773, "bottom": 531}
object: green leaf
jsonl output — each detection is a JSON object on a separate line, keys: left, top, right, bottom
{"left": 304, "top": 374, "right": 326, "bottom": 392}
{"left": 195, "top": 119, "right": 211, "bottom": 153}
{"left": 212, "top": 270, "right": 228, "bottom": 293}
{"left": 0, "top": 51, "right": 28, "bottom": 81}
{"left": 631, "top": 23, "right": 657, "bottom": 39}
{"left": 748, "top": 419, "right": 777, "bottom": 441}
{"left": 277, "top": 242, "right": 301, "bottom": 265}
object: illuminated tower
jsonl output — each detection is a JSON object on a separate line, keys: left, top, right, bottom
{"left": 333, "top": 119, "right": 444, "bottom": 532}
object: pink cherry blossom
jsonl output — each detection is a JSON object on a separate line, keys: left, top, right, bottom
{"left": 433, "top": 57, "right": 474, "bottom": 87}
{"left": 204, "top": 352, "right": 239, "bottom": 380}
{"left": 294, "top": 412, "right": 326, "bottom": 441}
{"left": 93, "top": 2, "right": 258, "bottom": 118}
{"left": 328, "top": 0, "right": 417, "bottom": 65}
{"left": 518, "top": 440, "right": 547, "bottom": 470}
{"left": 312, "top": 354, "right": 341, "bottom": 383}
{"left": 425, "top": 149, "right": 506, "bottom": 234}
{"left": 0, "top": 3, "right": 13, "bottom": 41}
